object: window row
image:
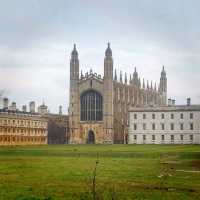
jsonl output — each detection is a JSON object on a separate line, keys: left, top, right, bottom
{"left": 0, "top": 136, "right": 46, "bottom": 143}
{"left": 0, "top": 119, "right": 46, "bottom": 127}
{"left": 0, "top": 128, "right": 46, "bottom": 134}
{"left": 133, "top": 113, "right": 194, "bottom": 120}
{"left": 133, "top": 123, "right": 194, "bottom": 130}
{"left": 133, "top": 134, "right": 194, "bottom": 141}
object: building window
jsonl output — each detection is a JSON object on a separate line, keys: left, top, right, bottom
{"left": 143, "top": 114, "right": 146, "bottom": 119}
{"left": 190, "top": 135, "right": 193, "bottom": 141}
{"left": 180, "top": 135, "right": 183, "bottom": 140}
{"left": 171, "top": 123, "right": 174, "bottom": 130}
{"left": 134, "top": 124, "right": 137, "bottom": 130}
{"left": 190, "top": 123, "right": 194, "bottom": 130}
{"left": 143, "top": 135, "right": 146, "bottom": 140}
{"left": 152, "top": 113, "right": 155, "bottom": 119}
{"left": 161, "top": 135, "right": 165, "bottom": 141}
{"left": 117, "top": 88, "right": 120, "bottom": 100}
{"left": 190, "top": 113, "right": 193, "bottom": 119}
{"left": 134, "top": 135, "right": 137, "bottom": 140}
{"left": 180, "top": 123, "right": 184, "bottom": 130}
{"left": 134, "top": 114, "right": 137, "bottom": 119}
{"left": 127, "top": 89, "right": 130, "bottom": 103}
{"left": 152, "top": 123, "right": 155, "bottom": 130}
{"left": 161, "top": 113, "right": 165, "bottom": 119}
{"left": 143, "top": 123, "right": 146, "bottom": 130}
{"left": 180, "top": 113, "right": 184, "bottom": 119}
{"left": 152, "top": 135, "right": 155, "bottom": 140}
{"left": 161, "top": 123, "right": 165, "bottom": 130}
{"left": 171, "top": 135, "right": 174, "bottom": 141}
{"left": 80, "top": 90, "right": 103, "bottom": 121}
{"left": 171, "top": 113, "right": 174, "bottom": 119}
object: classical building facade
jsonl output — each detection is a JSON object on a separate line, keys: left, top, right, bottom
{"left": 128, "top": 102, "right": 200, "bottom": 144}
{"left": 0, "top": 98, "right": 70, "bottom": 145}
{"left": 0, "top": 108, "right": 48, "bottom": 145}
{"left": 69, "top": 44, "right": 167, "bottom": 144}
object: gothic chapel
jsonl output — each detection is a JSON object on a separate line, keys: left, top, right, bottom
{"left": 69, "top": 43, "right": 167, "bottom": 144}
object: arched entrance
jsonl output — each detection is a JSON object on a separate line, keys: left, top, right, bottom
{"left": 87, "top": 130, "right": 95, "bottom": 144}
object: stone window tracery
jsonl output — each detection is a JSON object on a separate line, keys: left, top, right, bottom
{"left": 80, "top": 90, "right": 103, "bottom": 121}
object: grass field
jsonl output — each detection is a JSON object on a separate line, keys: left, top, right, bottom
{"left": 0, "top": 145, "right": 200, "bottom": 200}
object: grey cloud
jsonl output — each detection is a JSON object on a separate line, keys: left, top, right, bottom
{"left": 0, "top": 0, "right": 200, "bottom": 112}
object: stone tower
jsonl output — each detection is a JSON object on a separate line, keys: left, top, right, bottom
{"left": 103, "top": 43, "right": 114, "bottom": 143}
{"left": 69, "top": 44, "right": 80, "bottom": 143}
{"left": 160, "top": 66, "right": 167, "bottom": 105}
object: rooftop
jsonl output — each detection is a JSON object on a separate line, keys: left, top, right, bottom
{"left": 0, "top": 108, "right": 41, "bottom": 117}
{"left": 129, "top": 105, "right": 200, "bottom": 112}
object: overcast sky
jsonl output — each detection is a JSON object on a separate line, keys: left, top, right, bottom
{"left": 0, "top": 0, "right": 200, "bottom": 114}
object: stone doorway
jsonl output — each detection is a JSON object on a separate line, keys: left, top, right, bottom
{"left": 87, "top": 130, "right": 95, "bottom": 144}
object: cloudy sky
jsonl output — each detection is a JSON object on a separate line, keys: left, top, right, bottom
{"left": 0, "top": 0, "right": 200, "bottom": 114}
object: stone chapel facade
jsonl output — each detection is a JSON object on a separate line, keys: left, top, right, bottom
{"left": 69, "top": 43, "right": 167, "bottom": 144}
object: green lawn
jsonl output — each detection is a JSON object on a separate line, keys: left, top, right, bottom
{"left": 0, "top": 145, "right": 200, "bottom": 200}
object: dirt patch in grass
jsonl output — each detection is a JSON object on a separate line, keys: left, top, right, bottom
{"left": 190, "top": 160, "right": 200, "bottom": 170}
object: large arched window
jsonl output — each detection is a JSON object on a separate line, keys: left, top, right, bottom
{"left": 80, "top": 90, "right": 103, "bottom": 121}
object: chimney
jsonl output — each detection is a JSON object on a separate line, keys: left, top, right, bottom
{"left": 10, "top": 102, "right": 17, "bottom": 111}
{"left": 22, "top": 105, "right": 27, "bottom": 112}
{"left": 29, "top": 101, "right": 35, "bottom": 113}
{"left": 59, "top": 105, "right": 62, "bottom": 115}
{"left": 3, "top": 98, "right": 9, "bottom": 109}
{"left": 38, "top": 103, "right": 48, "bottom": 115}
{"left": 172, "top": 99, "right": 175, "bottom": 106}
{"left": 168, "top": 98, "right": 172, "bottom": 106}
{"left": 187, "top": 98, "right": 191, "bottom": 106}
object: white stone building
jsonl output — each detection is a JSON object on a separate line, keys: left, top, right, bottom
{"left": 128, "top": 103, "right": 200, "bottom": 144}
